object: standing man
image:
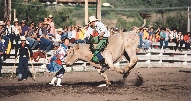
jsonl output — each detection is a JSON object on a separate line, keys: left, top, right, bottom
{"left": 48, "top": 37, "right": 70, "bottom": 86}
{"left": 15, "top": 36, "right": 33, "bottom": 81}
{"left": 88, "top": 16, "right": 108, "bottom": 72}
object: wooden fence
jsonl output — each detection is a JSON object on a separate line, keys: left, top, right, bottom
{"left": 1, "top": 42, "right": 191, "bottom": 73}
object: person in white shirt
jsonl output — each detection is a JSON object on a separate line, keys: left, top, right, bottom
{"left": 53, "top": 28, "right": 62, "bottom": 47}
{"left": 84, "top": 24, "right": 93, "bottom": 43}
{"left": 89, "top": 16, "right": 108, "bottom": 72}
{"left": 6, "top": 20, "right": 15, "bottom": 48}
{"left": 169, "top": 28, "right": 177, "bottom": 43}
{"left": 175, "top": 30, "right": 184, "bottom": 51}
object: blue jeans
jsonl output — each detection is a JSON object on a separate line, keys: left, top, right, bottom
{"left": 138, "top": 35, "right": 143, "bottom": 48}
{"left": 18, "top": 57, "right": 28, "bottom": 79}
{"left": 2, "top": 35, "right": 9, "bottom": 50}
{"left": 96, "top": 52, "right": 103, "bottom": 61}
{"left": 45, "top": 41, "right": 53, "bottom": 52}
{"left": 163, "top": 40, "right": 168, "bottom": 49}
{"left": 142, "top": 39, "right": 150, "bottom": 49}
{"left": 26, "top": 37, "right": 36, "bottom": 48}
{"left": 75, "top": 39, "right": 85, "bottom": 44}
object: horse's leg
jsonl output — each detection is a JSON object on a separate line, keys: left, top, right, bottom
{"left": 123, "top": 49, "right": 138, "bottom": 78}
{"left": 104, "top": 52, "right": 124, "bottom": 74}
{"left": 96, "top": 68, "right": 111, "bottom": 85}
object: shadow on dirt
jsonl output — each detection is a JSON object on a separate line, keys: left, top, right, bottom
{"left": 133, "top": 74, "right": 143, "bottom": 87}
{"left": 179, "top": 70, "right": 191, "bottom": 73}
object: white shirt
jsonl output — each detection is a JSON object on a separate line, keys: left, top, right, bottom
{"left": 54, "top": 33, "right": 61, "bottom": 42}
{"left": 95, "top": 21, "right": 107, "bottom": 36}
{"left": 71, "top": 30, "right": 76, "bottom": 39}
{"left": 6, "top": 25, "right": 14, "bottom": 35}
{"left": 177, "top": 34, "right": 183, "bottom": 40}
{"left": 56, "top": 44, "right": 68, "bottom": 62}
{"left": 84, "top": 27, "right": 93, "bottom": 39}
{"left": 169, "top": 31, "right": 177, "bottom": 39}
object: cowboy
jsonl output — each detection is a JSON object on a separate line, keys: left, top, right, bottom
{"left": 48, "top": 37, "right": 70, "bottom": 86}
{"left": 15, "top": 36, "right": 33, "bottom": 81}
{"left": 88, "top": 16, "right": 108, "bottom": 72}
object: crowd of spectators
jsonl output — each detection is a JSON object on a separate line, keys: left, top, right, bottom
{"left": 0, "top": 15, "right": 119, "bottom": 53}
{"left": 138, "top": 27, "right": 191, "bottom": 52}
{"left": 0, "top": 15, "right": 190, "bottom": 56}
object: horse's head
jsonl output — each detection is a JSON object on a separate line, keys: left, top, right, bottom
{"left": 65, "top": 44, "right": 80, "bottom": 66}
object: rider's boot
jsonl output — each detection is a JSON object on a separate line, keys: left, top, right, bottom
{"left": 99, "top": 58, "right": 108, "bottom": 73}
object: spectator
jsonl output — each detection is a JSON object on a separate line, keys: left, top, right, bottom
{"left": 163, "top": 28, "right": 170, "bottom": 50}
{"left": 138, "top": 28, "right": 144, "bottom": 49}
{"left": 26, "top": 21, "right": 39, "bottom": 49}
{"left": 142, "top": 28, "right": 150, "bottom": 51}
{"left": 184, "top": 32, "right": 190, "bottom": 50}
{"left": 67, "top": 26, "right": 72, "bottom": 39}
{"left": 70, "top": 26, "right": 76, "bottom": 43}
{"left": 155, "top": 27, "right": 161, "bottom": 42}
{"left": 48, "top": 15, "right": 55, "bottom": 35}
{"left": 159, "top": 27, "right": 166, "bottom": 49}
{"left": 175, "top": 30, "right": 184, "bottom": 51}
{"left": 84, "top": 24, "right": 92, "bottom": 44}
{"left": 21, "top": 20, "right": 29, "bottom": 37}
{"left": 13, "top": 18, "right": 21, "bottom": 48}
{"left": 76, "top": 27, "right": 85, "bottom": 43}
{"left": 61, "top": 27, "right": 68, "bottom": 40}
{"left": 169, "top": 28, "right": 178, "bottom": 43}
{"left": 54, "top": 28, "right": 62, "bottom": 46}
{"left": 37, "top": 22, "right": 43, "bottom": 37}
{"left": 5, "top": 20, "right": 15, "bottom": 48}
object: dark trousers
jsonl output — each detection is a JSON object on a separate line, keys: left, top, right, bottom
{"left": 175, "top": 40, "right": 184, "bottom": 50}
{"left": 185, "top": 42, "right": 190, "bottom": 49}
{"left": 15, "top": 35, "right": 20, "bottom": 48}
{"left": 18, "top": 57, "right": 28, "bottom": 79}
{"left": 159, "top": 40, "right": 168, "bottom": 49}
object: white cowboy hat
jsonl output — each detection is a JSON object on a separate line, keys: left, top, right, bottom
{"left": 14, "top": 18, "right": 19, "bottom": 22}
{"left": 89, "top": 16, "right": 99, "bottom": 23}
{"left": 57, "top": 28, "right": 62, "bottom": 32}
{"left": 0, "top": 21, "right": 5, "bottom": 26}
{"left": 48, "top": 15, "right": 53, "bottom": 18}
{"left": 20, "top": 36, "right": 26, "bottom": 41}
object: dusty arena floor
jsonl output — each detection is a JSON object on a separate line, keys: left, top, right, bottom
{"left": 0, "top": 67, "right": 191, "bottom": 101}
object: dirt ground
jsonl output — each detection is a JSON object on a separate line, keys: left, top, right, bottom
{"left": 0, "top": 67, "right": 191, "bottom": 101}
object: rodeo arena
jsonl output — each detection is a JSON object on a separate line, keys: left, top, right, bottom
{"left": 0, "top": 1, "right": 191, "bottom": 101}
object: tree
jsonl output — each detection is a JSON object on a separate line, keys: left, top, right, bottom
{"left": 12, "top": 0, "right": 48, "bottom": 24}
